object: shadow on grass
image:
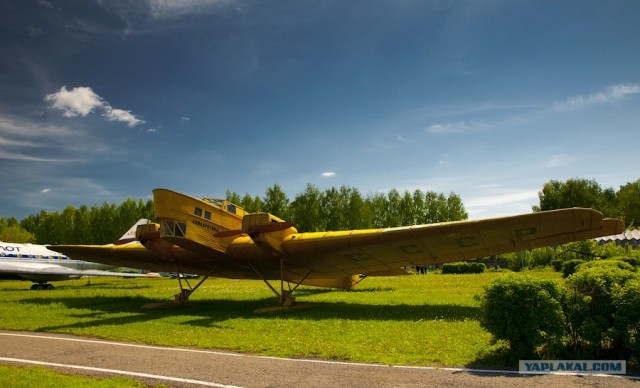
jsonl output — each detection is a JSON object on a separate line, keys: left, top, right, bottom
{"left": 284, "top": 286, "right": 396, "bottom": 298}
{"left": 465, "top": 343, "right": 518, "bottom": 370}
{"left": 19, "top": 292, "right": 480, "bottom": 332}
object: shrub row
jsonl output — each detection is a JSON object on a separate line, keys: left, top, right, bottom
{"left": 477, "top": 258, "right": 640, "bottom": 361}
{"left": 441, "top": 262, "right": 486, "bottom": 274}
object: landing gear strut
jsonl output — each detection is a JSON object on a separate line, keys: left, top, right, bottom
{"left": 173, "top": 265, "right": 217, "bottom": 304}
{"left": 249, "top": 257, "right": 312, "bottom": 306}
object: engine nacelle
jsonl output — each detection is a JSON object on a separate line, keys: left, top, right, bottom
{"left": 243, "top": 213, "right": 297, "bottom": 254}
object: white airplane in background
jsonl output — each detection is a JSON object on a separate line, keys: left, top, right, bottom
{"left": 0, "top": 219, "right": 156, "bottom": 290}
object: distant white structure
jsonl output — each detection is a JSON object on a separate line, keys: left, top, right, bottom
{"left": 594, "top": 229, "right": 640, "bottom": 249}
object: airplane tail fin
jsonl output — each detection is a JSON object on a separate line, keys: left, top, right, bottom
{"left": 115, "top": 219, "right": 151, "bottom": 245}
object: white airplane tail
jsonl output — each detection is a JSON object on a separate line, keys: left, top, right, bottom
{"left": 115, "top": 219, "right": 151, "bottom": 245}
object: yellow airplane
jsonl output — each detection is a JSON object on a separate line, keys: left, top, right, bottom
{"left": 52, "top": 188, "right": 624, "bottom": 306}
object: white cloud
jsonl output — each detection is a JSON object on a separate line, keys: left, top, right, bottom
{"left": 553, "top": 83, "right": 640, "bottom": 111}
{"left": 0, "top": 150, "right": 64, "bottom": 162}
{"left": 466, "top": 190, "right": 539, "bottom": 219}
{"left": 146, "top": 0, "right": 228, "bottom": 19}
{"left": 0, "top": 115, "right": 75, "bottom": 138}
{"left": 397, "top": 134, "right": 414, "bottom": 142}
{"left": 321, "top": 172, "right": 336, "bottom": 177}
{"left": 45, "top": 86, "right": 103, "bottom": 117}
{"left": 103, "top": 106, "right": 145, "bottom": 127}
{"left": 426, "top": 120, "right": 492, "bottom": 135}
{"left": 41, "top": 188, "right": 51, "bottom": 193}
{"left": 466, "top": 190, "right": 539, "bottom": 208}
{"left": 46, "top": 85, "right": 145, "bottom": 127}
{"left": 0, "top": 136, "right": 40, "bottom": 148}
{"left": 543, "top": 154, "right": 576, "bottom": 168}
{"left": 0, "top": 114, "right": 83, "bottom": 162}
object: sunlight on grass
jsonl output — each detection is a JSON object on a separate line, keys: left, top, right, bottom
{"left": 0, "top": 270, "right": 561, "bottom": 367}
{"left": 0, "top": 365, "right": 152, "bottom": 387}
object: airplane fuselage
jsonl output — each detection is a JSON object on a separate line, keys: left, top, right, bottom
{"left": 0, "top": 242, "right": 115, "bottom": 285}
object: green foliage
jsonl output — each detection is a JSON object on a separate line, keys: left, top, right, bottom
{"left": 557, "top": 240, "right": 600, "bottom": 261}
{"left": 0, "top": 365, "right": 147, "bottom": 387}
{"left": 497, "top": 252, "right": 525, "bottom": 272}
{"left": 229, "top": 185, "right": 468, "bottom": 232}
{"left": 617, "top": 179, "right": 640, "bottom": 227}
{"left": 564, "top": 266, "right": 638, "bottom": 356}
{"left": 288, "top": 184, "right": 324, "bottom": 232}
{"left": 533, "top": 177, "right": 639, "bottom": 227}
{"left": 562, "top": 259, "right": 586, "bottom": 278}
{"left": 597, "top": 241, "right": 634, "bottom": 258}
{"left": 550, "top": 241, "right": 640, "bottom": 275}
{"left": 577, "top": 259, "right": 635, "bottom": 273}
{"left": 20, "top": 198, "right": 154, "bottom": 244}
{"left": 0, "top": 217, "right": 35, "bottom": 242}
{"left": 476, "top": 276, "right": 566, "bottom": 358}
{"left": 13, "top": 183, "right": 469, "bottom": 242}
{"left": 534, "top": 178, "right": 615, "bottom": 215}
{"left": 528, "top": 247, "right": 556, "bottom": 268}
{"left": 613, "top": 278, "right": 640, "bottom": 355}
{"left": 551, "top": 259, "right": 564, "bottom": 272}
{"left": 476, "top": 261, "right": 640, "bottom": 362}
{"left": 263, "top": 184, "right": 290, "bottom": 220}
{"left": 442, "top": 262, "right": 486, "bottom": 274}
{"left": 0, "top": 273, "right": 534, "bottom": 367}
{"left": 620, "top": 256, "right": 640, "bottom": 268}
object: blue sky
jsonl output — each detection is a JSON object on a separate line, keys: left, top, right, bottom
{"left": 1, "top": 0, "right": 639, "bottom": 220}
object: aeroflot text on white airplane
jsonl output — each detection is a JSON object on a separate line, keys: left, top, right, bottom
{"left": 519, "top": 360, "right": 626, "bottom": 374}
{"left": 0, "top": 245, "right": 22, "bottom": 252}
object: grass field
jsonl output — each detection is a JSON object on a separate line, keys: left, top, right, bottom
{"left": 0, "top": 365, "right": 153, "bottom": 388}
{"left": 0, "top": 269, "right": 562, "bottom": 368}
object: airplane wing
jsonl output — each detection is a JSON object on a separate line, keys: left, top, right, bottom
{"left": 49, "top": 242, "right": 179, "bottom": 273}
{"left": 0, "top": 263, "right": 158, "bottom": 282}
{"left": 273, "top": 207, "right": 624, "bottom": 279}
{"left": 53, "top": 208, "right": 624, "bottom": 286}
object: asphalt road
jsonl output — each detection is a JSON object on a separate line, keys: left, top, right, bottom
{"left": 0, "top": 330, "right": 637, "bottom": 387}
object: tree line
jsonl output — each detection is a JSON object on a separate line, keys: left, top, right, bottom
{"left": 1, "top": 185, "right": 466, "bottom": 244}
{"left": 225, "top": 183, "right": 467, "bottom": 233}
{"left": 534, "top": 178, "right": 640, "bottom": 227}
{"left": 0, "top": 177, "right": 637, "bottom": 244}
{"left": 13, "top": 199, "right": 154, "bottom": 245}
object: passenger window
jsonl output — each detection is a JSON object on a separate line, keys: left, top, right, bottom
{"left": 204, "top": 211, "right": 211, "bottom": 220}
{"left": 227, "top": 204, "right": 236, "bottom": 214}
{"left": 195, "top": 207, "right": 203, "bottom": 217}
{"left": 175, "top": 222, "right": 186, "bottom": 237}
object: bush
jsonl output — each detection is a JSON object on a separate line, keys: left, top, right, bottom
{"left": 557, "top": 240, "right": 599, "bottom": 261}
{"left": 577, "top": 259, "right": 635, "bottom": 273}
{"left": 476, "top": 276, "right": 565, "bottom": 358}
{"left": 564, "top": 266, "right": 638, "bottom": 356}
{"left": 551, "top": 259, "right": 564, "bottom": 272}
{"left": 528, "top": 247, "right": 556, "bottom": 269}
{"left": 441, "top": 262, "right": 485, "bottom": 274}
{"left": 562, "top": 259, "right": 586, "bottom": 278}
{"left": 595, "top": 241, "right": 638, "bottom": 260}
{"left": 613, "top": 278, "right": 640, "bottom": 355}
{"left": 619, "top": 256, "right": 640, "bottom": 268}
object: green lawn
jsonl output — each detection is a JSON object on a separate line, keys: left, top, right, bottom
{"left": 0, "top": 365, "right": 157, "bottom": 387}
{"left": 0, "top": 269, "right": 562, "bottom": 367}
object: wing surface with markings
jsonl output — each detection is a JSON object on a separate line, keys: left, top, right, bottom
{"left": 54, "top": 207, "right": 623, "bottom": 285}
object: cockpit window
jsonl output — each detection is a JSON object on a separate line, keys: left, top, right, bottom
{"left": 202, "top": 198, "right": 223, "bottom": 207}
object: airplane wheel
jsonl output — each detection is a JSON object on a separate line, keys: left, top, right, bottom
{"left": 30, "top": 284, "right": 43, "bottom": 290}
{"left": 44, "top": 284, "right": 54, "bottom": 290}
